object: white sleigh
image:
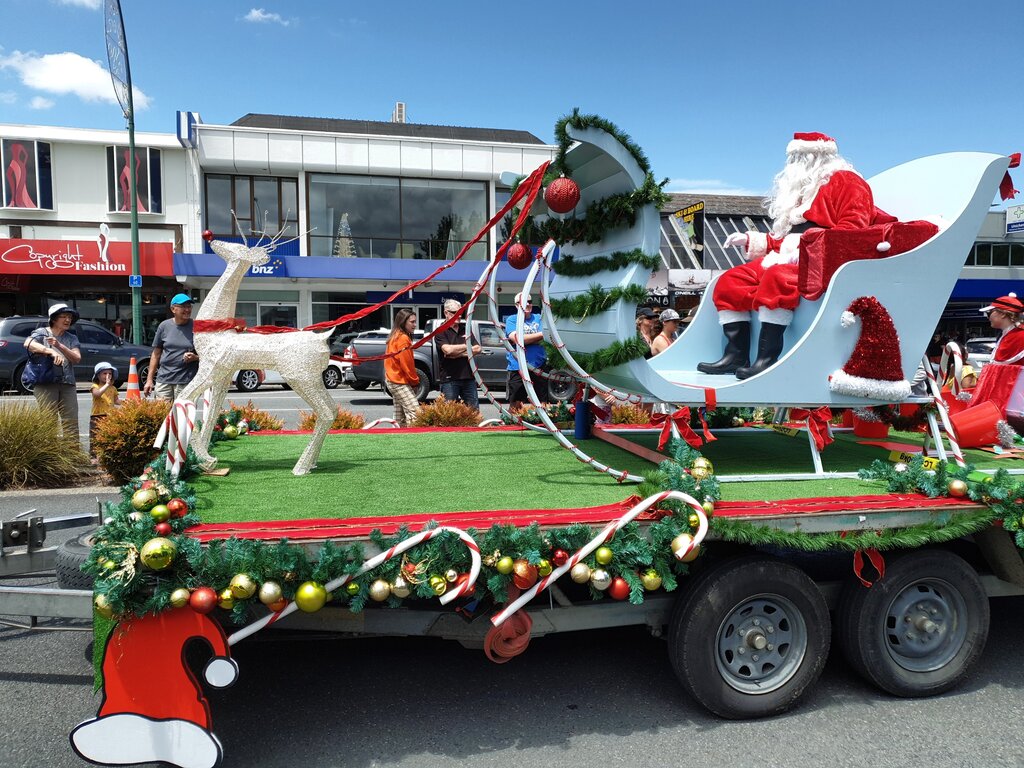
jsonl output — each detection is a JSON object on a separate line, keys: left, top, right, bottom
{"left": 547, "top": 125, "right": 1009, "bottom": 408}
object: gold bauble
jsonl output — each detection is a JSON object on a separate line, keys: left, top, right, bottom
{"left": 702, "top": 500, "right": 715, "bottom": 516}
{"left": 496, "top": 556, "right": 514, "bottom": 575}
{"left": 641, "top": 569, "right": 663, "bottom": 591}
{"left": 948, "top": 479, "right": 968, "bottom": 498}
{"left": 139, "top": 537, "right": 176, "bottom": 571}
{"left": 595, "top": 546, "right": 613, "bottom": 565}
{"left": 672, "top": 533, "right": 701, "bottom": 562}
{"left": 429, "top": 575, "right": 447, "bottom": 595}
{"left": 169, "top": 587, "right": 191, "bottom": 608}
{"left": 282, "top": 570, "right": 298, "bottom": 582}
{"left": 687, "top": 513, "right": 701, "bottom": 528}
{"left": 391, "top": 576, "right": 412, "bottom": 599}
{"left": 218, "top": 588, "right": 235, "bottom": 610}
{"left": 93, "top": 593, "right": 114, "bottom": 619}
{"left": 130, "top": 488, "right": 159, "bottom": 511}
{"left": 258, "top": 581, "right": 283, "bottom": 605}
{"left": 445, "top": 569, "right": 459, "bottom": 583}
{"left": 570, "top": 563, "right": 592, "bottom": 584}
{"left": 229, "top": 573, "right": 257, "bottom": 600}
{"left": 590, "top": 568, "right": 612, "bottom": 591}
{"left": 295, "top": 581, "right": 328, "bottom": 613}
{"left": 345, "top": 582, "right": 360, "bottom": 597}
{"left": 537, "top": 558, "right": 552, "bottom": 577}
{"left": 690, "top": 457, "right": 714, "bottom": 480}
{"left": 369, "top": 579, "right": 392, "bottom": 602}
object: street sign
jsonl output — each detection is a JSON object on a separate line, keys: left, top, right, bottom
{"left": 1006, "top": 204, "right": 1024, "bottom": 234}
{"left": 128, "top": 274, "right": 142, "bottom": 288}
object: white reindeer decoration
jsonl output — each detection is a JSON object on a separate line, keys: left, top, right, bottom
{"left": 175, "top": 230, "right": 336, "bottom": 476}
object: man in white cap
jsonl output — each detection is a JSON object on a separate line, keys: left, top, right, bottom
{"left": 145, "top": 293, "right": 199, "bottom": 400}
{"left": 698, "top": 132, "right": 895, "bottom": 379}
{"left": 505, "top": 292, "right": 547, "bottom": 409}
{"left": 23, "top": 303, "right": 82, "bottom": 438}
{"left": 435, "top": 299, "right": 482, "bottom": 409}
{"left": 651, "top": 308, "right": 681, "bottom": 356}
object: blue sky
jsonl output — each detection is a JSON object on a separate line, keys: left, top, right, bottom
{"left": 0, "top": 0, "right": 1020, "bottom": 202}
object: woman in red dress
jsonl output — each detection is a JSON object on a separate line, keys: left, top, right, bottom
{"left": 966, "top": 294, "right": 1024, "bottom": 426}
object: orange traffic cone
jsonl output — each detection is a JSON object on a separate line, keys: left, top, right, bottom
{"left": 126, "top": 357, "right": 141, "bottom": 400}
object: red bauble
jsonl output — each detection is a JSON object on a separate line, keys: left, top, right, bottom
{"left": 544, "top": 176, "right": 580, "bottom": 214}
{"left": 454, "top": 573, "right": 476, "bottom": 597}
{"left": 166, "top": 498, "right": 189, "bottom": 518}
{"left": 189, "top": 587, "right": 218, "bottom": 614}
{"left": 506, "top": 242, "right": 532, "bottom": 270}
{"left": 552, "top": 549, "right": 569, "bottom": 567}
{"left": 512, "top": 559, "right": 538, "bottom": 590}
{"left": 154, "top": 522, "right": 172, "bottom": 537}
{"left": 202, "top": 229, "right": 214, "bottom": 242}
{"left": 608, "top": 576, "right": 630, "bottom": 601}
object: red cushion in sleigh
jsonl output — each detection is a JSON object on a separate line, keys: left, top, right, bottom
{"left": 798, "top": 220, "right": 940, "bottom": 301}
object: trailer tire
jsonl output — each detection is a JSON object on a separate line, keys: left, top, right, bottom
{"left": 668, "top": 555, "right": 830, "bottom": 719}
{"left": 55, "top": 532, "right": 96, "bottom": 590}
{"left": 836, "top": 549, "right": 989, "bottom": 698}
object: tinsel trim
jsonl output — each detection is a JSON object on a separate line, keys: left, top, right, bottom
{"left": 996, "top": 419, "right": 1020, "bottom": 448}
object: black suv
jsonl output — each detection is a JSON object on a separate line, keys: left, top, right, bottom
{"left": 0, "top": 316, "right": 153, "bottom": 394}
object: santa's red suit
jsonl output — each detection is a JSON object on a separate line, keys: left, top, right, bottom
{"left": 966, "top": 326, "right": 1024, "bottom": 419}
{"left": 713, "top": 170, "right": 896, "bottom": 316}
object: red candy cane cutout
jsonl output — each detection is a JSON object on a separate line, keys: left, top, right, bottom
{"left": 939, "top": 342, "right": 964, "bottom": 397}
{"left": 491, "top": 490, "right": 709, "bottom": 627}
{"left": 153, "top": 399, "right": 196, "bottom": 478}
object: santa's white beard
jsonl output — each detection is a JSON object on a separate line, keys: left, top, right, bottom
{"left": 766, "top": 152, "right": 855, "bottom": 237}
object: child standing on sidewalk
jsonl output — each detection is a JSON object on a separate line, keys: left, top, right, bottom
{"left": 90, "top": 362, "right": 120, "bottom": 458}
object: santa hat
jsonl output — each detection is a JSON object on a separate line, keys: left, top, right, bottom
{"left": 830, "top": 296, "right": 911, "bottom": 401}
{"left": 71, "top": 608, "right": 238, "bottom": 768}
{"left": 787, "top": 132, "right": 838, "bottom": 156}
{"left": 980, "top": 292, "right": 1024, "bottom": 315}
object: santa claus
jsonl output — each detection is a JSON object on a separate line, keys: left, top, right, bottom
{"left": 698, "top": 132, "right": 897, "bottom": 378}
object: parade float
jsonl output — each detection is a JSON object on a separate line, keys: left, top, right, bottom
{"left": 2, "top": 113, "right": 1023, "bottom": 768}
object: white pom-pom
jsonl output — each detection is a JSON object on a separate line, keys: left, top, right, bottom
{"left": 876, "top": 241, "right": 891, "bottom": 252}
{"left": 1010, "top": 292, "right": 1018, "bottom": 298}
{"left": 204, "top": 657, "right": 239, "bottom": 688}
{"left": 841, "top": 310, "right": 856, "bottom": 328}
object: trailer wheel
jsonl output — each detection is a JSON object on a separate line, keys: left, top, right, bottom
{"left": 836, "top": 549, "right": 989, "bottom": 698}
{"left": 668, "top": 556, "right": 830, "bottom": 719}
{"left": 55, "top": 532, "right": 96, "bottom": 590}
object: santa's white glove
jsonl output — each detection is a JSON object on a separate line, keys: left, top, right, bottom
{"left": 724, "top": 232, "right": 748, "bottom": 249}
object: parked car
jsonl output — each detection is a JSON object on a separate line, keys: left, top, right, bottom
{"left": 0, "top": 315, "right": 152, "bottom": 394}
{"left": 234, "top": 331, "right": 359, "bottom": 392}
{"left": 965, "top": 337, "right": 996, "bottom": 372}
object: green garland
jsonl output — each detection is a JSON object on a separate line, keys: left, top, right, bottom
{"left": 544, "top": 336, "right": 650, "bottom": 375}
{"left": 552, "top": 108, "right": 654, "bottom": 177}
{"left": 552, "top": 248, "right": 661, "bottom": 279}
{"left": 548, "top": 284, "right": 649, "bottom": 320}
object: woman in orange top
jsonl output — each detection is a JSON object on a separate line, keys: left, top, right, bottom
{"left": 385, "top": 308, "right": 421, "bottom": 427}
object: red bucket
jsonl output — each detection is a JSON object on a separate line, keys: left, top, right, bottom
{"left": 853, "top": 415, "right": 890, "bottom": 439}
{"left": 840, "top": 409, "right": 855, "bottom": 428}
{"left": 949, "top": 401, "right": 1001, "bottom": 448}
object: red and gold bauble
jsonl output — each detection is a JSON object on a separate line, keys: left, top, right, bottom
{"left": 154, "top": 522, "right": 172, "bottom": 537}
{"left": 607, "top": 576, "right": 630, "bottom": 601}
{"left": 131, "top": 488, "right": 159, "bottom": 511}
{"left": 544, "top": 176, "right": 580, "bottom": 214}
{"left": 552, "top": 549, "right": 569, "bottom": 567}
{"left": 512, "top": 559, "right": 538, "bottom": 590}
{"left": 189, "top": 586, "right": 218, "bottom": 614}
{"left": 202, "top": 229, "right": 214, "bottom": 241}
{"left": 506, "top": 242, "right": 532, "bottom": 270}
{"left": 267, "top": 598, "right": 288, "bottom": 612}
{"left": 948, "top": 479, "right": 968, "bottom": 497}
{"left": 167, "top": 498, "right": 189, "bottom": 518}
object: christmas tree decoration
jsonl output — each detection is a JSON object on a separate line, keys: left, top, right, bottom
{"left": 544, "top": 176, "right": 581, "bottom": 214}
{"left": 345, "top": 582, "right": 360, "bottom": 597}
{"left": 512, "top": 559, "right": 538, "bottom": 590}
{"left": 258, "top": 581, "right": 283, "bottom": 606}
{"left": 267, "top": 598, "right": 288, "bottom": 612}
{"left": 391, "top": 576, "right": 412, "bottom": 599}
{"left": 552, "top": 549, "right": 569, "bottom": 567}
{"left": 690, "top": 457, "right": 714, "bottom": 481}
{"left": 671, "top": 533, "right": 701, "bottom": 563}
{"left": 149, "top": 504, "right": 171, "bottom": 523}
{"left": 445, "top": 569, "right": 459, "bottom": 583}
{"left": 369, "top": 579, "right": 391, "bottom": 602}
{"left": 590, "top": 568, "right": 612, "bottom": 591}
{"left": 229, "top": 574, "right": 257, "bottom": 600}
{"left": 128, "top": 511, "right": 145, "bottom": 523}
{"left": 169, "top": 588, "right": 191, "bottom": 608}
{"left": 496, "top": 556, "right": 514, "bottom": 575}
{"left": 570, "top": 563, "right": 592, "bottom": 583}
{"left": 893, "top": 462, "right": 909, "bottom": 473}
{"left": 154, "top": 522, "right": 172, "bottom": 537}
{"left": 166, "top": 498, "right": 189, "bottom": 518}
{"left": 93, "top": 593, "right": 114, "bottom": 619}
{"left": 429, "top": 576, "right": 448, "bottom": 595}
{"left": 189, "top": 587, "right": 218, "bottom": 614}
{"left": 537, "top": 558, "right": 552, "bottom": 577}
{"left": 641, "top": 569, "right": 663, "bottom": 591}
{"left": 687, "top": 513, "right": 701, "bottom": 528}
{"left": 217, "top": 589, "right": 235, "bottom": 610}
{"left": 595, "top": 546, "right": 613, "bottom": 565}
{"left": 607, "top": 576, "right": 630, "bottom": 601}
{"left": 702, "top": 500, "right": 715, "bottom": 516}
{"left": 223, "top": 424, "right": 239, "bottom": 440}
{"left": 948, "top": 479, "right": 969, "bottom": 497}
{"left": 131, "top": 488, "right": 159, "bottom": 511}
{"left": 139, "top": 537, "right": 176, "bottom": 571}
{"left": 506, "top": 242, "right": 532, "bottom": 270}
{"left": 295, "top": 581, "right": 328, "bottom": 613}
{"left": 237, "top": 419, "right": 249, "bottom": 435}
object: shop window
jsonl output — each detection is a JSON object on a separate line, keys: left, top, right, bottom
{"left": 106, "top": 146, "right": 162, "bottom": 214}
{"left": 974, "top": 243, "right": 991, "bottom": 266}
{"left": 204, "top": 174, "right": 298, "bottom": 238}
{"left": 1, "top": 139, "right": 54, "bottom": 209}
{"left": 992, "top": 244, "right": 1010, "bottom": 267}
{"left": 1011, "top": 243, "right": 1024, "bottom": 267}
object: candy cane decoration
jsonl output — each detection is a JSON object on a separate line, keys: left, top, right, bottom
{"left": 921, "top": 354, "right": 965, "bottom": 467}
{"left": 491, "top": 490, "right": 709, "bottom": 627}
{"left": 201, "top": 387, "right": 212, "bottom": 425}
{"left": 363, "top": 418, "right": 400, "bottom": 429}
{"left": 228, "top": 525, "right": 481, "bottom": 646}
{"left": 152, "top": 399, "right": 197, "bottom": 477}
{"left": 939, "top": 342, "right": 964, "bottom": 397}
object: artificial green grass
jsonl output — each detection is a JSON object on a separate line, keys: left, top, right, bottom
{"left": 193, "top": 431, "right": 654, "bottom": 523}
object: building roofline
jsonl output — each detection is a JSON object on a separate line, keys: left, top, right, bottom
{"left": 0, "top": 123, "right": 181, "bottom": 148}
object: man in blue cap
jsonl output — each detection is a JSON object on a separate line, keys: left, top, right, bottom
{"left": 144, "top": 293, "right": 199, "bottom": 400}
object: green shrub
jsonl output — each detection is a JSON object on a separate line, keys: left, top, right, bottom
{"left": 94, "top": 398, "right": 171, "bottom": 484}
{"left": 298, "top": 405, "right": 365, "bottom": 430}
{"left": 412, "top": 396, "right": 482, "bottom": 427}
{"left": 0, "top": 402, "right": 88, "bottom": 490}
{"left": 228, "top": 399, "right": 284, "bottom": 431}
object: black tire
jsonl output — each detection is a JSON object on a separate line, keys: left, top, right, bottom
{"left": 55, "top": 532, "right": 96, "bottom": 590}
{"left": 836, "top": 549, "right": 989, "bottom": 698}
{"left": 349, "top": 380, "right": 370, "bottom": 391}
{"left": 668, "top": 555, "right": 830, "bottom": 719}
{"left": 236, "top": 369, "right": 261, "bottom": 392}
{"left": 547, "top": 369, "right": 579, "bottom": 403}
{"left": 322, "top": 367, "right": 341, "bottom": 389}
{"left": 12, "top": 361, "right": 33, "bottom": 394}
{"left": 137, "top": 363, "right": 150, "bottom": 387}
{"left": 414, "top": 366, "right": 431, "bottom": 402}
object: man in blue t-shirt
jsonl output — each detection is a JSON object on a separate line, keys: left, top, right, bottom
{"left": 505, "top": 292, "right": 548, "bottom": 408}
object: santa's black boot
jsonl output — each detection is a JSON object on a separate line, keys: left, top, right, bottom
{"left": 697, "top": 322, "right": 751, "bottom": 375}
{"left": 735, "top": 323, "right": 787, "bottom": 379}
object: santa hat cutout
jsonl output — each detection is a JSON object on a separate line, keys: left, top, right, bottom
{"left": 71, "top": 608, "right": 238, "bottom": 768}
{"left": 787, "top": 131, "right": 838, "bottom": 156}
{"left": 830, "top": 296, "right": 911, "bottom": 401}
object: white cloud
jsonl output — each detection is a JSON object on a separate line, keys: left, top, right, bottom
{"left": 244, "top": 8, "right": 290, "bottom": 26}
{"left": 55, "top": 0, "right": 101, "bottom": 9}
{"left": 0, "top": 91, "right": 16, "bottom": 104}
{"left": 0, "top": 50, "right": 150, "bottom": 110}
{"left": 666, "top": 178, "right": 763, "bottom": 197}
{"left": 30, "top": 96, "right": 55, "bottom": 110}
